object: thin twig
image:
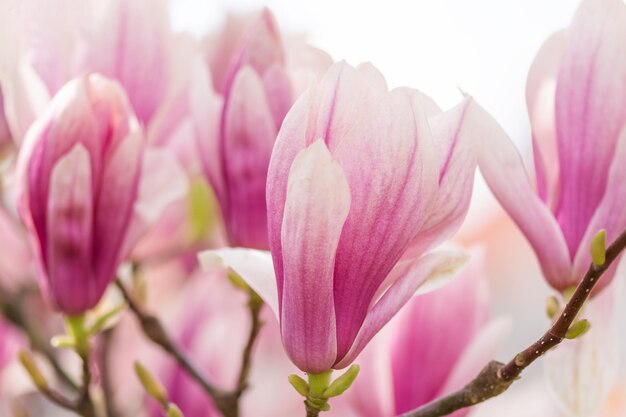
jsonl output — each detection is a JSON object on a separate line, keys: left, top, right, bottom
{"left": 235, "top": 291, "right": 264, "bottom": 398}
{"left": 37, "top": 385, "right": 78, "bottom": 412}
{"left": 0, "top": 286, "right": 79, "bottom": 391}
{"left": 115, "top": 279, "right": 237, "bottom": 417}
{"left": 100, "top": 328, "right": 123, "bottom": 417}
{"left": 399, "top": 228, "right": 626, "bottom": 417}
{"left": 75, "top": 348, "right": 97, "bottom": 417}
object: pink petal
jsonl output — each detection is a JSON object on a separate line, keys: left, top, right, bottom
{"left": 45, "top": 144, "right": 94, "bottom": 314}
{"left": 336, "top": 251, "right": 467, "bottom": 369}
{"left": 330, "top": 84, "right": 438, "bottom": 360}
{"left": 573, "top": 127, "right": 626, "bottom": 292}
{"left": 198, "top": 248, "right": 279, "bottom": 319}
{"left": 221, "top": 66, "right": 277, "bottom": 249}
{"left": 21, "top": 77, "right": 102, "bottom": 258}
{"left": 86, "top": 0, "right": 171, "bottom": 123}
{"left": 344, "top": 333, "right": 395, "bottom": 417}
{"left": 190, "top": 57, "right": 225, "bottom": 201}
{"left": 0, "top": 205, "right": 33, "bottom": 289}
{"left": 262, "top": 63, "right": 293, "bottom": 129}
{"left": 146, "top": 33, "right": 197, "bottom": 148}
{"left": 526, "top": 30, "right": 565, "bottom": 209}
{"left": 0, "top": 87, "right": 11, "bottom": 146}
{"left": 404, "top": 98, "right": 477, "bottom": 259}
{"left": 2, "top": 62, "right": 51, "bottom": 143}
{"left": 438, "top": 318, "right": 510, "bottom": 417}
{"left": 221, "top": 9, "right": 285, "bottom": 98}
{"left": 280, "top": 140, "right": 351, "bottom": 372}
{"left": 284, "top": 39, "right": 333, "bottom": 97}
{"left": 266, "top": 84, "right": 316, "bottom": 300}
{"left": 554, "top": 0, "right": 626, "bottom": 255}
{"left": 94, "top": 131, "right": 143, "bottom": 288}
{"left": 476, "top": 101, "right": 572, "bottom": 290}
{"left": 122, "top": 147, "right": 189, "bottom": 258}
{"left": 388, "top": 252, "right": 488, "bottom": 413}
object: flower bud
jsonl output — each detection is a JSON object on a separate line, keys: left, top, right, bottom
{"left": 18, "top": 74, "right": 143, "bottom": 314}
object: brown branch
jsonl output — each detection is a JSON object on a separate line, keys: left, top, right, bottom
{"left": 37, "top": 384, "right": 79, "bottom": 412}
{"left": 100, "top": 328, "right": 124, "bottom": 417}
{"left": 0, "top": 287, "right": 79, "bottom": 391}
{"left": 399, "top": 228, "right": 626, "bottom": 417}
{"left": 115, "top": 279, "right": 238, "bottom": 417}
{"left": 235, "top": 291, "right": 264, "bottom": 398}
{"left": 76, "top": 349, "right": 96, "bottom": 417}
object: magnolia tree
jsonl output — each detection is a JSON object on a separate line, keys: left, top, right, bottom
{"left": 0, "top": 0, "right": 624, "bottom": 416}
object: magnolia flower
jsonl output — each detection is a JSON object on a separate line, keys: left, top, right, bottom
{"left": 196, "top": 9, "right": 332, "bottom": 249}
{"left": 478, "top": 0, "right": 626, "bottom": 293}
{"left": 339, "top": 256, "right": 507, "bottom": 417}
{"left": 17, "top": 74, "right": 185, "bottom": 314}
{"left": 201, "top": 61, "right": 493, "bottom": 373}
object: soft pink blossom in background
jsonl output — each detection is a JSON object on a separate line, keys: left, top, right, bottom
{"left": 338, "top": 255, "right": 507, "bottom": 417}
{"left": 478, "top": 0, "right": 626, "bottom": 294}
{"left": 196, "top": 9, "right": 331, "bottom": 249}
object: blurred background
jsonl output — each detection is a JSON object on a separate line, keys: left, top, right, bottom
{"left": 167, "top": 0, "right": 625, "bottom": 414}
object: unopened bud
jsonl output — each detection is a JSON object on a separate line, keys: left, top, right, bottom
{"left": 590, "top": 229, "right": 606, "bottom": 267}
{"left": 565, "top": 319, "right": 591, "bottom": 340}
{"left": 545, "top": 296, "right": 560, "bottom": 319}
{"left": 19, "top": 351, "right": 48, "bottom": 390}
{"left": 134, "top": 362, "right": 168, "bottom": 406}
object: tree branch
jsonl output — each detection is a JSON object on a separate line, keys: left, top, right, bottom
{"left": 235, "top": 290, "right": 264, "bottom": 398}
{"left": 0, "top": 286, "right": 79, "bottom": 391}
{"left": 115, "top": 279, "right": 238, "bottom": 417}
{"left": 399, "top": 228, "right": 626, "bottom": 417}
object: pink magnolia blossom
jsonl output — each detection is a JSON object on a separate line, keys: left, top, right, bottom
{"left": 478, "top": 0, "right": 626, "bottom": 293}
{"left": 4, "top": 0, "right": 201, "bottom": 264}
{"left": 340, "top": 256, "right": 507, "bottom": 417}
{"left": 196, "top": 9, "right": 332, "bottom": 249}
{"left": 18, "top": 74, "right": 147, "bottom": 314}
{"left": 201, "top": 61, "right": 497, "bottom": 373}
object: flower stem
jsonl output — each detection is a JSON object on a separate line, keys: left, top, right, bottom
{"left": 66, "top": 315, "right": 97, "bottom": 417}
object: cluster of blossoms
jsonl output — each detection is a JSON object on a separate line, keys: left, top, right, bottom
{"left": 0, "top": 0, "right": 625, "bottom": 416}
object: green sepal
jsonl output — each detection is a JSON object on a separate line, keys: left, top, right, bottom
{"left": 88, "top": 304, "right": 126, "bottom": 335}
{"left": 288, "top": 374, "right": 309, "bottom": 397}
{"left": 323, "top": 365, "right": 360, "bottom": 398}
